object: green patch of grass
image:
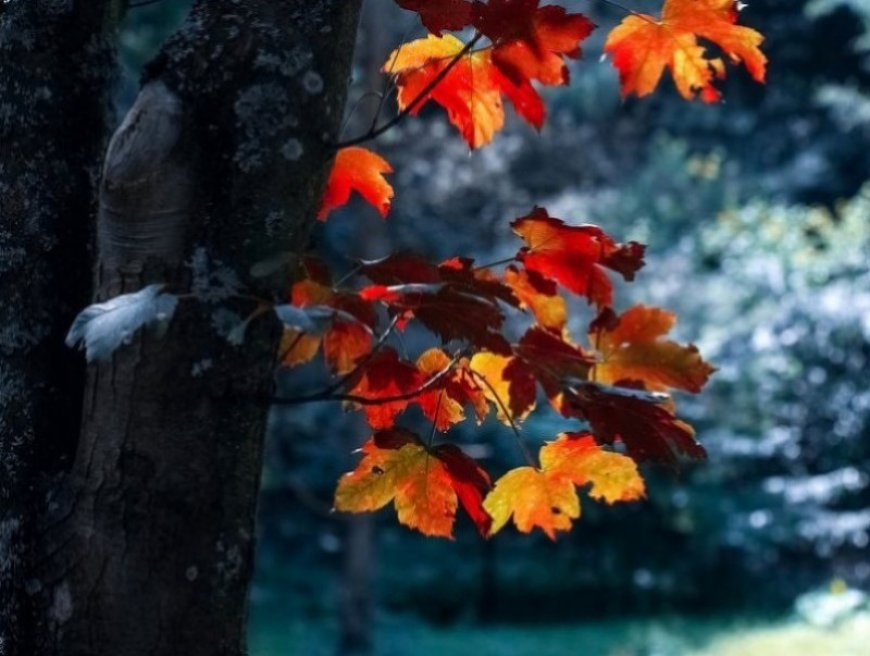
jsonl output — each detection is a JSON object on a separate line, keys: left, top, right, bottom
{"left": 250, "top": 611, "right": 870, "bottom": 656}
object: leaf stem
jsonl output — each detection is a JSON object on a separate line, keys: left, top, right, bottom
{"left": 333, "top": 32, "right": 484, "bottom": 149}
{"left": 470, "top": 370, "right": 536, "bottom": 466}
{"left": 271, "top": 351, "right": 460, "bottom": 407}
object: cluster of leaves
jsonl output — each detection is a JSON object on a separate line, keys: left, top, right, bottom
{"left": 69, "top": 0, "right": 764, "bottom": 541}
{"left": 276, "top": 0, "right": 762, "bottom": 539}
{"left": 320, "top": 0, "right": 767, "bottom": 222}
{"left": 279, "top": 208, "right": 715, "bottom": 538}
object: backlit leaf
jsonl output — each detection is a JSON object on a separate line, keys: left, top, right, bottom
{"left": 469, "top": 351, "right": 537, "bottom": 423}
{"left": 591, "top": 305, "right": 716, "bottom": 393}
{"left": 539, "top": 432, "right": 646, "bottom": 504}
{"left": 335, "top": 429, "right": 492, "bottom": 538}
{"left": 604, "top": 0, "right": 766, "bottom": 102}
{"left": 484, "top": 467, "right": 578, "bottom": 539}
{"left": 504, "top": 266, "right": 567, "bottom": 331}
{"left": 319, "top": 146, "right": 394, "bottom": 220}
{"left": 512, "top": 208, "right": 645, "bottom": 307}
{"left": 335, "top": 430, "right": 458, "bottom": 538}
{"left": 475, "top": 0, "right": 595, "bottom": 85}
{"left": 485, "top": 432, "right": 645, "bottom": 538}
{"left": 385, "top": 34, "right": 546, "bottom": 148}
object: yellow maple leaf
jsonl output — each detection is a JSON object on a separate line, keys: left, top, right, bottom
{"left": 469, "top": 351, "right": 537, "bottom": 424}
{"left": 504, "top": 266, "right": 567, "bottom": 332}
{"left": 484, "top": 466, "right": 579, "bottom": 540}
{"left": 485, "top": 432, "right": 645, "bottom": 539}
{"left": 539, "top": 433, "right": 646, "bottom": 504}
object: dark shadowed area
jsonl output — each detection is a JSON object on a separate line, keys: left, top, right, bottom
{"left": 119, "top": 1, "right": 869, "bottom": 654}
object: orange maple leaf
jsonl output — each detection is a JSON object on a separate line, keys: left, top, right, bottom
{"left": 604, "top": 0, "right": 766, "bottom": 102}
{"left": 385, "top": 34, "right": 545, "bottom": 148}
{"left": 334, "top": 429, "right": 492, "bottom": 538}
{"left": 475, "top": 0, "right": 595, "bottom": 85}
{"left": 504, "top": 266, "right": 567, "bottom": 332}
{"left": 416, "top": 348, "right": 468, "bottom": 431}
{"left": 539, "top": 432, "right": 646, "bottom": 504}
{"left": 484, "top": 432, "right": 645, "bottom": 539}
{"left": 590, "top": 305, "right": 716, "bottom": 393}
{"left": 319, "top": 146, "right": 394, "bottom": 220}
{"left": 278, "top": 279, "right": 375, "bottom": 375}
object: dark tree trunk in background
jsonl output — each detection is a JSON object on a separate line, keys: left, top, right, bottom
{"left": 338, "top": 516, "right": 375, "bottom": 656}
{"left": 0, "top": 2, "right": 122, "bottom": 653}
{"left": 1, "top": 1, "right": 362, "bottom": 654}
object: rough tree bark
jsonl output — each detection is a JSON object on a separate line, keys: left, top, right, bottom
{"left": 1, "top": 1, "right": 362, "bottom": 654}
{"left": 0, "top": 2, "right": 122, "bottom": 652}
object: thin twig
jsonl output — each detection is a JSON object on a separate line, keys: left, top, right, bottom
{"left": 473, "top": 256, "right": 519, "bottom": 271}
{"left": 470, "top": 370, "right": 536, "bottom": 466}
{"left": 271, "top": 352, "right": 460, "bottom": 406}
{"left": 333, "top": 32, "right": 484, "bottom": 149}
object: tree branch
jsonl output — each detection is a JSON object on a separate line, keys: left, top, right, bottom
{"left": 271, "top": 352, "right": 461, "bottom": 407}
{"left": 470, "top": 370, "right": 536, "bottom": 466}
{"left": 333, "top": 32, "right": 484, "bottom": 149}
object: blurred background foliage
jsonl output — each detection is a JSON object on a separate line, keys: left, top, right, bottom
{"left": 121, "top": 1, "right": 869, "bottom": 654}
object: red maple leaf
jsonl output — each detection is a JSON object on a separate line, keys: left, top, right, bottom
{"left": 474, "top": 0, "right": 595, "bottom": 85}
{"left": 512, "top": 207, "right": 646, "bottom": 307}
{"left": 319, "top": 147, "right": 394, "bottom": 220}
{"left": 360, "top": 254, "right": 517, "bottom": 353}
{"left": 395, "top": 0, "right": 474, "bottom": 35}
{"left": 563, "top": 382, "right": 706, "bottom": 465}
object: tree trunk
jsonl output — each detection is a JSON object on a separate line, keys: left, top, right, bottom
{"left": 2, "top": 1, "right": 362, "bottom": 654}
{"left": 0, "top": 2, "right": 122, "bottom": 652}
{"left": 338, "top": 516, "right": 375, "bottom": 656}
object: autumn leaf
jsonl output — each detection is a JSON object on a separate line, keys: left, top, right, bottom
{"left": 279, "top": 330, "right": 322, "bottom": 368}
{"left": 395, "top": 0, "right": 473, "bottom": 35}
{"left": 485, "top": 432, "right": 644, "bottom": 539}
{"left": 277, "top": 278, "right": 375, "bottom": 375}
{"left": 604, "top": 0, "right": 766, "bottom": 102}
{"left": 590, "top": 305, "right": 716, "bottom": 393}
{"left": 359, "top": 252, "right": 441, "bottom": 286}
{"left": 484, "top": 466, "right": 577, "bottom": 539}
{"left": 335, "top": 429, "right": 492, "bottom": 538}
{"left": 514, "top": 326, "right": 595, "bottom": 399}
{"left": 563, "top": 381, "right": 706, "bottom": 465}
{"left": 416, "top": 350, "right": 491, "bottom": 430}
{"left": 319, "top": 146, "right": 394, "bottom": 220}
{"left": 512, "top": 207, "right": 645, "bottom": 307}
{"left": 360, "top": 254, "right": 517, "bottom": 353}
{"left": 475, "top": 0, "right": 595, "bottom": 85}
{"left": 432, "top": 442, "right": 493, "bottom": 536}
{"left": 416, "top": 348, "right": 467, "bottom": 430}
{"left": 467, "top": 327, "right": 593, "bottom": 425}
{"left": 335, "top": 430, "right": 458, "bottom": 537}
{"left": 385, "top": 33, "right": 546, "bottom": 148}
{"left": 539, "top": 432, "right": 646, "bottom": 504}
{"left": 469, "top": 351, "right": 537, "bottom": 424}
{"left": 504, "top": 265, "right": 567, "bottom": 331}
{"left": 347, "top": 348, "right": 424, "bottom": 430}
